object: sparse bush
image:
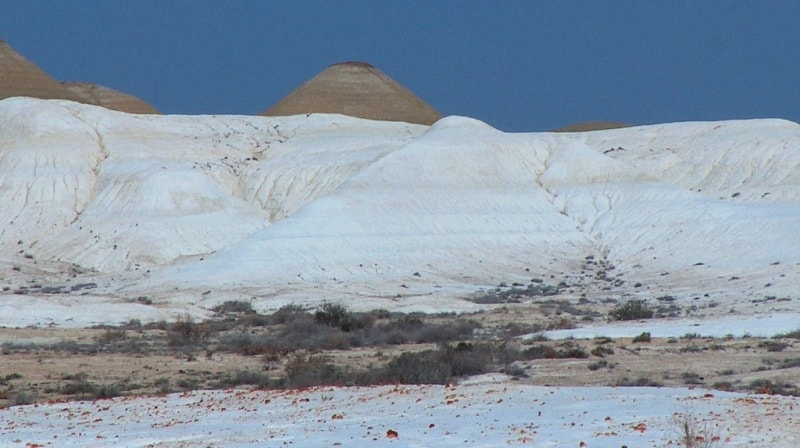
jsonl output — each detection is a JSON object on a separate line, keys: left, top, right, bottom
{"left": 369, "top": 342, "right": 519, "bottom": 385}
{"left": 167, "top": 315, "right": 210, "bottom": 347}
{"left": 383, "top": 350, "right": 450, "bottom": 384}
{"left": 746, "top": 378, "right": 800, "bottom": 396}
{"left": 471, "top": 282, "right": 561, "bottom": 304}
{"left": 545, "top": 316, "right": 576, "bottom": 330}
{"left": 233, "top": 313, "right": 270, "bottom": 327}
{"left": 609, "top": 299, "right": 653, "bottom": 321}
{"left": 370, "top": 315, "right": 479, "bottom": 346}
{"left": 588, "top": 360, "right": 608, "bottom": 371}
{"left": 213, "top": 300, "right": 255, "bottom": 315}
{"left": 501, "top": 364, "right": 528, "bottom": 378}
{"left": 777, "top": 358, "right": 800, "bottom": 369}
{"left": 758, "top": 340, "right": 789, "bottom": 352}
{"left": 681, "top": 371, "right": 704, "bottom": 385}
{"left": 632, "top": 332, "right": 652, "bottom": 343}
{"left": 176, "top": 378, "right": 199, "bottom": 390}
{"left": 499, "top": 322, "right": 542, "bottom": 337}
{"left": 153, "top": 377, "right": 171, "bottom": 394}
{"left": 216, "top": 370, "right": 271, "bottom": 389}
{"left": 7, "top": 389, "right": 36, "bottom": 406}
{"left": 279, "top": 317, "right": 352, "bottom": 351}
{"left": 383, "top": 343, "right": 491, "bottom": 385}
{"left": 594, "top": 336, "right": 613, "bottom": 345}
{"left": 282, "top": 353, "right": 344, "bottom": 389}
{"left": 559, "top": 346, "right": 590, "bottom": 359}
{"left": 520, "top": 342, "right": 588, "bottom": 360}
{"left": 268, "top": 304, "right": 307, "bottom": 325}
{"left": 314, "top": 303, "right": 371, "bottom": 332}
{"left": 711, "top": 381, "right": 733, "bottom": 392}
{"left": 410, "top": 320, "right": 478, "bottom": 344}
{"left": 675, "top": 411, "right": 722, "bottom": 447}
{"left": 0, "top": 373, "right": 22, "bottom": 386}
{"left": 520, "top": 344, "right": 559, "bottom": 360}
{"left": 616, "top": 376, "right": 663, "bottom": 387}
{"left": 591, "top": 345, "right": 614, "bottom": 357}
{"left": 61, "top": 380, "right": 122, "bottom": 399}
{"left": 95, "top": 329, "right": 128, "bottom": 344}
{"left": 680, "top": 344, "right": 704, "bottom": 353}
{"left": 217, "top": 333, "right": 289, "bottom": 357}
{"left": 776, "top": 329, "right": 800, "bottom": 339}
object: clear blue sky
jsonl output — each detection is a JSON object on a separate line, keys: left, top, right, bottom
{"left": 3, "top": 1, "right": 798, "bottom": 131}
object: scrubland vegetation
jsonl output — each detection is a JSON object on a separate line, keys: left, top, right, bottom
{"left": 1, "top": 299, "right": 800, "bottom": 408}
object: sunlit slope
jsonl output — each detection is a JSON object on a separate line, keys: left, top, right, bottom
{"left": 1, "top": 97, "right": 798, "bottom": 308}
{"left": 167, "top": 117, "right": 595, "bottom": 289}
{"left": 165, "top": 116, "right": 800, "bottom": 300}
{"left": 0, "top": 98, "right": 423, "bottom": 271}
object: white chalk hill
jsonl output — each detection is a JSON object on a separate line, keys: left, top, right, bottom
{"left": 1, "top": 97, "right": 798, "bottom": 323}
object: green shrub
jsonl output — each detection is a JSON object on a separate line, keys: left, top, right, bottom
{"left": 559, "top": 346, "right": 590, "bottom": 359}
{"left": 314, "top": 303, "right": 371, "bottom": 332}
{"left": 384, "top": 350, "right": 452, "bottom": 384}
{"left": 615, "top": 376, "right": 663, "bottom": 387}
{"left": 0, "top": 373, "right": 22, "bottom": 386}
{"left": 711, "top": 381, "right": 733, "bottom": 391}
{"left": 61, "top": 381, "right": 122, "bottom": 399}
{"left": 520, "top": 343, "right": 588, "bottom": 360}
{"left": 520, "top": 344, "right": 559, "bottom": 360}
{"left": 591, "top": 345, "right": 614, "bottom": 357}
{"left": 681, "top": 371, "right": 704, "bottom": 385}
{"left": 217, "top": 333, "right": 289, "bottom": 357}
{"left": 268, "top": 304, "right": 307, "bottom": 325}
{"left": 632, "top": 332, "right": 652, "bottom": 343}
{"left": 746, "top": 378, "right": 800, "bottom": 396}
{"left": 7, "top": 389, "right": 36, "bottom": 406}
{"left": 281, "top": 354, "right": 344, "bottom": 389}
{"left": 382, "top": 343, "right": 489, "bottom": 385}
{"left": 778, "top": 358, "right": 800, "bottom": 369}
{"left": 776, "top": 329, "right": 800, "bottom": 339}
{"left": 213, "top": 300, "right": 255, "bottom": 315}
{"left": 609, "top": 300, "right": 654, "bottom": 321}
{"left": 587, "top": 360, "right": 608, "bottom": 371}
{"left": 215, "top": 370, "right": 271, "bottom": 389}
{"left": 759, "top": 341, "right": 789, "bottom": 352}
{"left": 167, "top": 315, "right": 210, "bottom": 347}
{"left": 501, "top": 364, "right": 528, "bottom": 378}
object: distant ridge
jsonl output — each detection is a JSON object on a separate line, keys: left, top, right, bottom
{"left": 551, "top": 121, "right": 631, "bottom": 132}
{"left": 261, "top": 61, "right": 442, "bottom": 125}
{"left": 0, "top": 40, "right": 158, "bottom": 114}
{"left": 62, "top": 82, "right": 159, "bottom": 114}
{"left": 0, "top": 40, "right": 83, "bottom": 102}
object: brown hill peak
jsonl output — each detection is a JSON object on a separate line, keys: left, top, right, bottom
{"left": 0, "top": 40, "right": 83, "bottom": 102}
{"left": 61, "top": 82, "right": 159, "bottom": 114}
{"left": 261, "top": 62, "right": 441, "bottom": 125}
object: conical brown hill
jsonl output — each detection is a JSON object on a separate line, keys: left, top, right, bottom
{"left": 262, "top": 62, "right": 442, "bottom": 125}
{"left": 62, "top": 82, "right": 159, "bottom": 114}
{"left": 0, "top": 40, "right": 83, "bottom": 102}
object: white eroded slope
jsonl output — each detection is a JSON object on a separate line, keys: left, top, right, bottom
{"left": 0, "top": 97, "right": 798, "bottom": 325}
{"left": 0, "top": 98, "right": 424, "bottom": 272}
{"left": 2, "top": 378, "right": 799, "bottom": 447}
{"left": 163, "top": 117, "right": 594, "bottom": 289}
{"left": 154, "top": 116, "right": 800, "bottom": 315}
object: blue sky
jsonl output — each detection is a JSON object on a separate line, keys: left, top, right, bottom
{"left": 3, "top": 1, "right": 798, "bottom": 131}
